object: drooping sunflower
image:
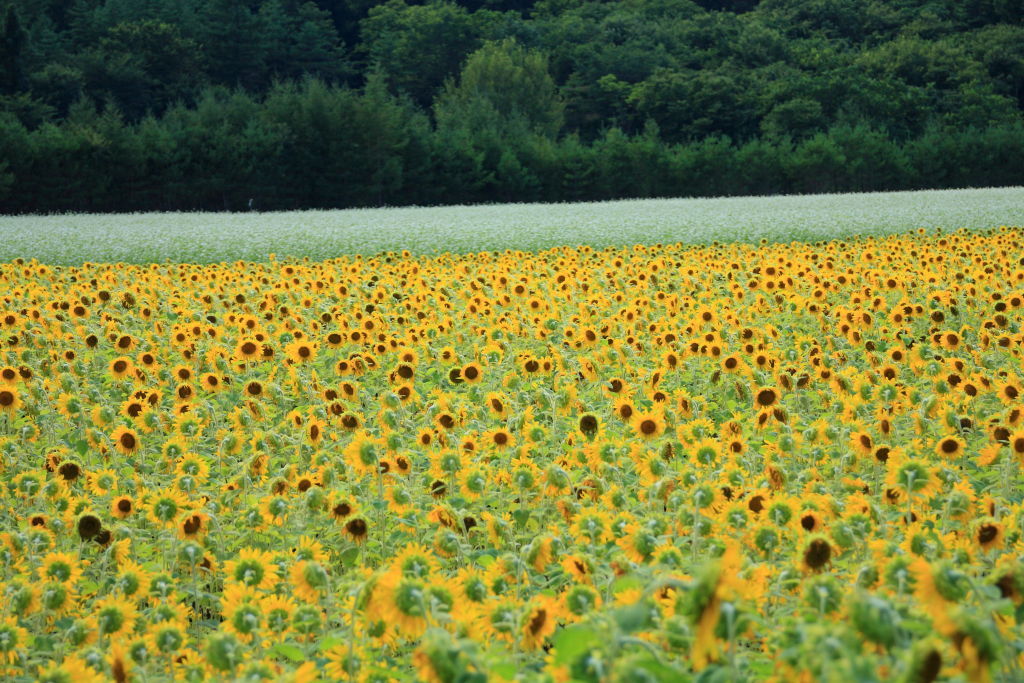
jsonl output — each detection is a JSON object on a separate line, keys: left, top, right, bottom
{"left": 0, "top": 616, "right": 29, "bottom": 664}
{"left": 520, "top": 595, "right": 561, "bottom": 651}
{"left": 94, "top": 595, "right": 139, "bottom": 640}
{"left": 289, "top": 560, "right": 330, "bottom": 604}
{"left": 753, "top": 386, "right": 780, "bottom": 410}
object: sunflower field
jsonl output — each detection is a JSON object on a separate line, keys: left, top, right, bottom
{"left": 1, "top": 227, "right": 1023, "bottom": 682}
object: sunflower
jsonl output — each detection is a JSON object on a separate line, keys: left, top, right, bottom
{"left": 324, "top": 644, "right": 361, "bottom": 681}
{"left": 0, "top": 614, "right": 29, "bottom": 663}
{"left": 115, "top": 560, "right": 153, "bottom": 599}
{"left": 261, "top": 594, "right": 298, "bottom": 641}
{"left": 753, "top": 386, "right": 780, "bottom": 410}
{"left": 612, "top": 395, "right": 636, "bottom": 422}
{"left": 680, "top": 542, "right": 745, "bottom": 670}
{"left": 461, "top": 362, "right": 483, "bottom": 384}
{"left": 797, "top": 510, "right": 825, "bottom": 533}
{"left": 94, "top": 595, "right": 139, "bottom": 639}
{"left": 233, "top": 338, "right": 262, "bottom": 362}
{"left": 910, "top": 558, "right": 967, "bottom": 635}
{"left": 76, "top": 512, "right": 102, "bottom": 540}
{"left": 887, "top": 458, "right": 940, "bottom": 499}
{"left": 392, "top": 543, "right": 439, "bottom": 580}
{"left": 934, "top": 435, "right": 965, "bottom": 460}
{"left": 109, "top": 356, "right": 134, "bottom": 380}
{"left": 177, "top": 511, "right": 210, "bottom": 541}
{"left": 306, "top": 418, "right": 326, "bottom": 446}
{"left": 343, "top": 432, "right": 383, "bottom": 475}
{"left": 223, "top": 548, "right": 280, "bottom": 591}
{"left": 0, "top": 385, "right": 20, "bottom": 415}
{"left": 146, "top": 488, "right": 188, "bottom": 528}
{"left": 111, "top": 495, "right": 135, "bottom": 519}
{"left": 258, "top": 495, "right": 289, "bottom": 528}
{"left": 41, "top": 551, "right": 83, "bottom": 586}
{"left": 632, "top": 410, "right": 666, "bottom": 440}
{"left": 973, "top": 518, "right": 1004, "bottom": 551}
{"left": 378, "top": 573, "right": 430, "bottom": 639}
{"left": 521, "top": 595, "right": 560, "bottom": 651}
{"left": 344, "top": 516, "right": 370, "bottom": 544}
{"left": 800, "top": 535, "right": 833, "bottom": 573}
{"left": 289, "top": 560, "right": 330, "bottom": 604}
{"left": 110, "top": 425, "right": 140, "bottom": 455}
{"left": 485, "top": 427, "right": 515, "bottom": 450}
{"left": 37, "top": 655, "right": 104, "bottom": 683}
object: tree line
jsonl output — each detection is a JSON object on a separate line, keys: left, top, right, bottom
{"left": 1, "top": 0, "right": 1022, "bottom": 212}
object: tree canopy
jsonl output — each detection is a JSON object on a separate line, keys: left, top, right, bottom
{"left": 0, "top": 0, "right": 1021, "bottom": 212}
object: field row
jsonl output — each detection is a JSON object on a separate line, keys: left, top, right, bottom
{"left": 0, "top": 186, "right": 1021, "bottom": 264}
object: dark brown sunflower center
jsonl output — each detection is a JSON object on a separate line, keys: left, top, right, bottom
{"left": 920, "top": 650, "right": 942, "bottom": 683}
{"left": 59, "top": 462, "right": 81, "bottom": 480}
{"left": 528, "top": 608, "right": 548, "bottom": 635}
{"left": 804, "top": 539, "right": 831, "bottom": 569}
{"left": 183, "top": 515, "right": 202, "bottom": 534}
{"left": 77, "top": 515, "right": 101, "bottom": 539}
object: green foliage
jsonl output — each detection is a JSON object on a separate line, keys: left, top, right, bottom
{"left": 361, "top": 0, "right": 494, "bottom": 107}
{"left": 0, "top": 0, "right": 1022, "bottom": 211}
{"left": 435, "top": 38, "right": 564, "bottom": 138}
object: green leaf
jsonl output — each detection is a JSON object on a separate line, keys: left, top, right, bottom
{"left": 272, "top": 643, "right": 305, "bottom": 662}
{"left": 487, "top": 660, "right": 518, "bottom": 679}
{"left": 624, "top": 655, "right": 690, "bottom": 682}
{"left": 340, "top": 546, "right": 361, "bottom": 568}
{"left": 32, "top": 635, "right": 55, "bottom": 652}
{"left": 613, "top": 602, "right": 655, "bottom": 633}
{"left": 551, "top": 624, "right": 601, "bottom": 666}
{"left": 319, "top": 637, "right": 346, "bottom": 651}
{"left": 512, "top": 508, "right": 531, "bottom": 527}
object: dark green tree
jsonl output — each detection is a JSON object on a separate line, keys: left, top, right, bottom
{"left": 0, "top": 6, "right": 27, "bottom": 94}
{"left": 360, "top": 0, "right": 492, "bottom": 107}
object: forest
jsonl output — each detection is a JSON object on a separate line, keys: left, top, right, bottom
{"left": 1, "top": 0, "right": 1022, "bottom": 212}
